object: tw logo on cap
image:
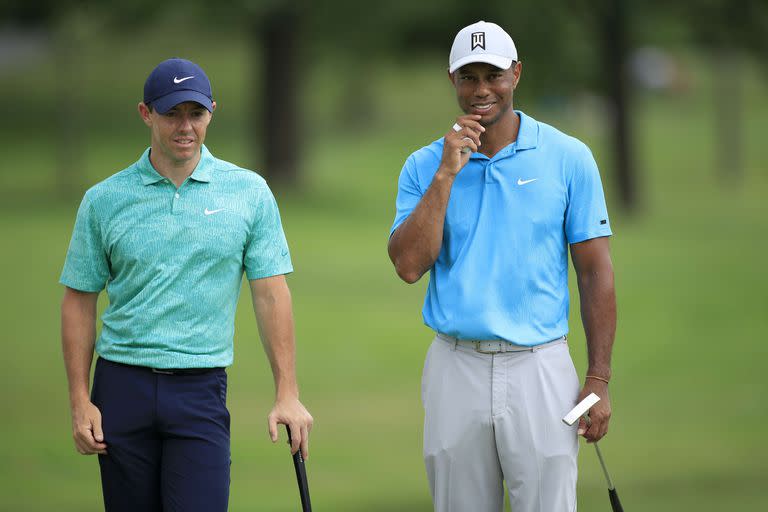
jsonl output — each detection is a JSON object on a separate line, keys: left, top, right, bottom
{"left": 471, "top": 32, "right": 485, "bottom": 51}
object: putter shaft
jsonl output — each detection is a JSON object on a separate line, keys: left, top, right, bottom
{"left": 594, "top": 442, "right": 624, "bottom": 512}
{"left": 567, "top": 403, "right": 625, "bottom": 511}
{"left": 593, "top": 442, "right": 615, "bottom": 490}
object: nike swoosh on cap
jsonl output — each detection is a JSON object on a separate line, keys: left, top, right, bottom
{"left": 173, "top": 76, "right": 195, "bottom": 84}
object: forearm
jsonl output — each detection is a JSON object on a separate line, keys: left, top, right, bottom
{"left": 578, "top": 263, "right": 617, "bottom": 380}
{"left": 252, "top": 278, "right": 299, "bottom": 399}
{"left": 61, "top": 289, "right": 98, "bottom": 408}
{"left": 388, "top": 169, "right": 455, "bottom": 283}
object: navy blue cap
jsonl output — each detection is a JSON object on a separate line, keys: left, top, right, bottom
{"left": 143, "top": 58, "right": 213, "bottom": 114}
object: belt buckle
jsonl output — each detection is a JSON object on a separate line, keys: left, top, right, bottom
{"left": 151, "top": 368, "right": 174, "bottom": 375}
{"left": 474, "top": 341, "right": 502, "bottom": 354}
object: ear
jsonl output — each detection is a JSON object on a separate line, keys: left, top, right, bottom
{"left": 512, "top": 61, "right": 522, "bottom": 89}
{"left": 447, "top": 68, "right": 456, "bottom": 86}
{"left": 138, "top": 102, "right": 152, "bottom": 127}
{"left": 211, "top": 101, "right": 217, "bottom": 113}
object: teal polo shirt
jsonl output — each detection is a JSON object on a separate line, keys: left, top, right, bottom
{"left": 60, "top": 145, "right": 293, "bottom": 368}
{"left": 391, "top": 111, "right": 612, "bottom": 345}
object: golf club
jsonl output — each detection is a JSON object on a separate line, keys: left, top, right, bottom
{"left": 563, "top": 394, "right": 625, "bottom": 512}
{"left": 286, "top": 425, "right": 312, "bottom": 512}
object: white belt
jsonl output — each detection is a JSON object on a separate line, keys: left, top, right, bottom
{"left": 436, "top": 332, "right": 567, "bottom": 354}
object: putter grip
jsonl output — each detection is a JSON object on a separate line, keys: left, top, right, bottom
{"left": 286, "top": 426, "right": 312, "bottom": 512}
{"left": 608, "top": 488, "right": 624, "bottom": 512}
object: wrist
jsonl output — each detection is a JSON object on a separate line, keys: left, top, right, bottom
{"left": 586, "top": 366, "right": 611, "bottom": 380}
{"left": 585, "top": 374, "right": 610, "bottom": 385}
{"left": 275, "top": 381, "right": 299, "bottom": 401}
{"left": 435, "top": 167, "right": 458, "bottom": 182}
{"left": 69, "top": 392, "right": 91, "bottom": 410}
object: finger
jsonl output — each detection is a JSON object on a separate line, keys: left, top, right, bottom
{"left": 92, "top": 415, "right": 105, "bottom": 444}
{"left": 585, "top": 417, "right": 603, "bottom": 443}
{"left": 459, "top": 138, "right": 475, "bottom": 154}
{"left": 457, "top": 138, "right": 478, "bottom": 154}
{"left": 268, "top": 415, "right": 278, "bottom": 443}
{"left": 300, "top": 424, "right": 309, "bottom": 460}
{"left": 87, "top": 440, "right": 108, "bottom": 452}
{"left": 590, "top": 406, "right": 610, "bottom": 441}
{"left": 457, "top": 114, "right": 484, "bottom": 127}
{"left": 460, "top": 120, "right": 486, "bottom": 135}
{"left": 90, "top": 445, "right": 108, "bottom": 455}
{"left": 452, "top": 126, "right": 482, "bottom": 147}
{"left": 83, "top": 431, "right": 108, "bottom": 452}
{"left": 462, "top": 132, "right": 482, "bottom": 148}
{"left": 451, "top": 123, "right": 483, "bottom": 145}
{"left": 74, "top": 436, "right": 87, "bottom": 455}
{"left": 75, "top": 426, "right": 105, "bottom": 453}
{"left": 76, "top": 436, "right": 106, "bottom": 455}
{"left": 289, "top": 423, "right": 301, "bottom": 454}
{"left": 446, "top": 133, "right": 477, "bottom": 153}
{"left": 74, "top": 429, "right": 91, "bottom": 452}
{"left": 453, "top": 122, "right": 485, "bottom": 138}
{"left": 577, "top": 417, "right": 587, "bottom": 437}
{"left": 597, "top": 417, "right": 610, "bottom": 441}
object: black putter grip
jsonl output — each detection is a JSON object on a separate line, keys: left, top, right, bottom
{"left": 286, "top": 426, "right": 312, "bottom": 512}
{"left": 608, "top": 488, "right": 624, "bottom": 512}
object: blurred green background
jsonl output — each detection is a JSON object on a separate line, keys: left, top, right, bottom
{"left": 1, "top": 1, "right": 767, "bottom": 510}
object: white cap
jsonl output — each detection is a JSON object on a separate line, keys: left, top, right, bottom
{"left": 449, "top": 21, "right": 518, "bottom": 73}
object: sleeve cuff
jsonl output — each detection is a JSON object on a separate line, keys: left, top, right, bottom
{"left": 567, "top": 229, "right": 613, "bottom": 245}
{"left": 245, "top": 264, "right": 294, "bottom": 281}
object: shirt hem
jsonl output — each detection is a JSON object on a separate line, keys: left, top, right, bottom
{"left": 96, "top": 351, "right": 233, "bottom": 370}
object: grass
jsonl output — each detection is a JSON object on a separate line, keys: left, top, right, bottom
{"left": 0, "top": 27, "right": 767, "bottom": 510}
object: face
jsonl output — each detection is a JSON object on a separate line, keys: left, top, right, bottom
{"left": 138, "top": 101, "right": 216, "bottom": 167}
{"left": 449, "top": 61, "right": 522, "bottom": 127}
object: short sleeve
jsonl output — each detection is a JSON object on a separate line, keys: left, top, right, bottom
{"left": 60, "top": 194, "right": 110, "bottom": 292}
{"left": 564, "top": 145, "right": 613, "bottom": 244}
{"left": 244, "top": 186, "right": 293, "bottom": 280}
{"left": 390, "top": 154, "right": 423, "bottom": 236}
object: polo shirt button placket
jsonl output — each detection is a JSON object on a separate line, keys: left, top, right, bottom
{"left": 172, "top": 190, "right": 181, "bottom": 215}
{"left": 485, "top": 162, "right": 495, "bottom": 184}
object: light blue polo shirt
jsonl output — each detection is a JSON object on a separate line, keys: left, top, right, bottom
{"left": 391, "top": 111, "right": 612, "bottom": 345}
{"left": 60, "top": 145, "right": 293, "bottom": 368}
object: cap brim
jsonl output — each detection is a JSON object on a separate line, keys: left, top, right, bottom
{"left": 449, "top": 54, "right": 513, "bottom": 73}
{"left": 151, "top": 90, "right": 213, "bottom": 114}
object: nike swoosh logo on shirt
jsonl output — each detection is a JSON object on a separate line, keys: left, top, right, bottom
{"left": 204, "top": 208, "right": 225, "bottom": 216}
{"left": 173, "top": 76, "right": 195, "bottom": 84}
{"left": 517, "top": 178, "right": 538, "bottom": 186}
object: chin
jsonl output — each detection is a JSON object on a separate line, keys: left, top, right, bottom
{"left": 175, "top": 146, "right": 199, "bottom": 158}
{"left": 480, "top": 113, "right": 503, "bottom": 127}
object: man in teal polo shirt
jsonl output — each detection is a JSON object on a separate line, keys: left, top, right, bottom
{"left": 388, "top": 22, "right": 617, "bottom": 511}
{"left": 60, "top": 58, "right": 312, "bottom": 511}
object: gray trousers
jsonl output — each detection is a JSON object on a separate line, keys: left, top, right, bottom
{"left": 422, "top": 335, "right": 579, "bottom": 512}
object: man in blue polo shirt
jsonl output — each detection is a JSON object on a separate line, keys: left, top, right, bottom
{"left": 388, "top": 22, "right": 617, "bottom": 511}
{"left": 60, "top": 58, "right": 313, "bottom": 511}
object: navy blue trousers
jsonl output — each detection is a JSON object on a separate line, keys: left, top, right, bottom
{"left": 92, "top": 358, "right": 231, "bottom": 512}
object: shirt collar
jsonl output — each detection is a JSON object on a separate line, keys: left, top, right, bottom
{"left": 136, "top": 145, "right": 214, "bottom": 185}
{"left": 513, "top": 110, "right": 539, "bottom": 151}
